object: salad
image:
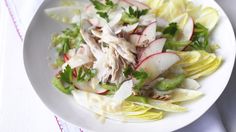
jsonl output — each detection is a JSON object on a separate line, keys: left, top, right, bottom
{"left": 46, "top": 0, "right": 222, "bottom": 121}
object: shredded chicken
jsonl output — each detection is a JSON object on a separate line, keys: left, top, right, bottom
{"left": 80, "top": 29, "right": 103, "bottom": 59}
{"left": 80, "top": 21, "right": 132, "bottom": 83}
{"left": 62, "top": 44, "right": 95, "bottom": 70}
{"left": 101, "top": 25, "right": 137, "bottom": 64}
{"left": 92, "top": 47, "right": 126, "bottom": 84}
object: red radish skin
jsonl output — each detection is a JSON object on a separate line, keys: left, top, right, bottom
{"left": 139, "top": 38, "right": 166, "bottom": 61}
{"left": 181, "top": 17, "right": 195, "bottom": 51}
{"left": 133, "top": 27, "right": 145, "bottom": 35}
{"left": 85, "top": 4, "right": 92, "bottom": 11}
{"left": 182, "top": 17, "right": 194, "bottom": 41}
{"left": 96, "top": 90, "right": 109, "bottom": 95}
{"left": 63, "top": 54, "right": 69, "bottom": 62}
{"left": 137, "top": 21, "right": 157, "bottom": 47}
{"left": 136, "top": 47, "right": 145, "bottom": 60}
{"left": 136, "top": 52, "right": 177, "bottom": 69}
{"left": 72, "top": 69, "right": 77, "bottom": 78}
{"left": 135, "top": 52, "right": 180, "bottom": 82}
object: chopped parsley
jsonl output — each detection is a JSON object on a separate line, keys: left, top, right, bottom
{"left": 190, "top": 23, "right": 211, "bottom": 52}
{"left": 163, "top": 23, "right": 178, "bottom": 36}
{"left": 52, "top": 24, "right": 83, "bottom": 55}
{"left": 77, "top": 67, "right": 97, "bottom": 82}
{"left": 60, "top": 65, "right": 73, "bottom": 84}
{"left": 121, "top": 6, "right": 149, "bottom": 24}
{"left": 53, "top": 65, "right": 75, "bottom": 94}
{"left": 123, "top": 66, "right": 148, "bottom": 90}
{"left": 90, "top": 0, "right": 117, "bottom": 21}
{"left": 52, "top": 77, "right": 74, "bottom": 94}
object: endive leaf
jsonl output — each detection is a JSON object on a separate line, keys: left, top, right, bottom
{"left": 168, "top": 88, "right": 203, "bottom": 103}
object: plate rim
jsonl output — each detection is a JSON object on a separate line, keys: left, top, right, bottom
{"left": 23, "top": 0, "right": 236, "bottom": 131}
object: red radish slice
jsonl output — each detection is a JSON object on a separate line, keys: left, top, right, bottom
{"left": 95, "top": 87, "right": 110, "bottom": 95}
{"left": 122, "top": 0, "right": 150, "bottom": 9}
{"left": 139, "top": 38, "right": 166, "bottom": 61}
{"left": 181, "top": 17, "right": 194, "bottom": 41}
{"left": 63, "top": 54, "right": 70, "bottom": 62}
{"left": 129, "top": 34, "right": 141, "bottom": 45}
{"left": 85, "top": 4, "right": 92, "bottom": 11}
{"left": 133, "top": 26, "right": 145, "bottom": 34}
{"left": 123, "top": 23, "right": 139, "bottom": 33}
{"left": 137, "top": 21, "right": 157, "bottom": 47}
{"left": 72, "top": 69, "right": 77, "bottom": 78}
{"left": 136, "top": 52, "right": 180, "bottom": 82}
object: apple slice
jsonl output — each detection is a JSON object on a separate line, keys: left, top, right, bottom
{"left": 137, "top": 21, "right": 157, "bottom": 47}
{"left": 122, "top": 0, "right": 150, "bottom": 9}
{"left": 181, "top": 17, "right": 194, "bottom": 41}
{"left": 140, "top": 38, "right": 166, "bottom": 61}
{"left": 129, "top": 34, "right": 141, "bottom": 45}
{"left": 136, "top": 52, "right": 180, "bottom": 82}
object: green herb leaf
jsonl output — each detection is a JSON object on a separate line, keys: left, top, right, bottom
{"left": 123, "top": 66, "right": 134, "bottom": 78}
{"left": 100, "top": 83, "right": 118, "bottom": 92}
{"left": 132, "top": 70, "right": 148, "bottom": 80}
{"left": 121, "top": 6, "right": 148, "bottom": 24}
{"left": 52, "top": 77, "right": 74, "bottom": 94}
{"left": 52, "top": 24, "right": 83, "bottom": 55}
{"left": 77, "top": 67, "right": 97, "bottom": 82}
{"left": 97, "top": 12, "right": 109, "bottom": 21}
{"left": 60, "top": 65, "right": 73, "bottom": 84}
{"left": 90, "top": 0, "right": 108, "bottom": 10}
{"left": 105, "top": 0, "right": 116, "bottom": 7}
{"left": 134, "top": 79, "right": 146, "bottom": 90}
{"left": 123, "top": 66, "right": 149, "bottom": 90}
{"left": 190, "top": 23, "right": 211, "bottom": 52}
{"left": 123, "top": 66, "right": 148, "bottom": 80}
{"left": 163, "top": 23, "right": 178, "bottom": 36}
{"left": 90, "top": 0, "right": 117, "bottom": 21}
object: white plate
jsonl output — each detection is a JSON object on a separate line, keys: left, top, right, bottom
{"left": 23, "top": 0, "right": 236, "bottom": 131}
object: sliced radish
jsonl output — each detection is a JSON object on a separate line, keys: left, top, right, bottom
{"left": 139, "top": 38, "right": 166, "bottom": 61}
{"left": 123, "top": 0, "right": 150, "bottom": 9}
{"left": 96, "top": 89, "right": 110, "bottom": 95}
{"left": 72, "top": 69, "right": 77, "bottom": 78}
{"left": 114, "top": 23, "right": 139, "bottom": 34}
{"left": 133, "top": 26, "right": 145, "bottom": 34}
{"left": 181, "top": 17, "right": 194, "bottom": 41}
{"left": 63, "top": 54, "right": 70, "bottom": 62}
{"left": 136, "top": 52, "right": 180, "bottom": 82}
{"left": 129, "top": 34, "right": 141, "bottom": 45}
{"left": 139, "top": 14, "right": 156, "bottom": 26}
{"left": 123, "top": 23, "right": 139, "bottom": 33}
{"left": 137, "top": 21, "right": 157, "bottom": 47}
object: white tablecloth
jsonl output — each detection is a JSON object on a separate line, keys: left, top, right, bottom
{"left": 0, "top": 0, "right": 236, "bottom": 132}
